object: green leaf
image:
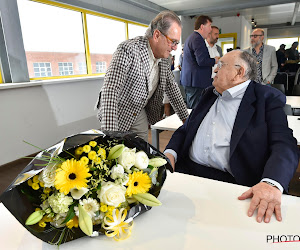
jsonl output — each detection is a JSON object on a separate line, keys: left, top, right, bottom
{"left": 62, "top": 202, "right": 77, "bottom": 224}
{"left": 25, "top": 210, "right": 45, "bottom": 225}
{"left": 78, "top": 204, "right": 93, "bottom": 236}
{"left": 132, "top": 193, "right": 162, "bottom": 207}
{"left": 107, "top": 144, "right": 125, "bottom": 160}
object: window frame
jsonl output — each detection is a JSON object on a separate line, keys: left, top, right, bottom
{"left": 21, "top": 0, "right": 147, "bottom": 81}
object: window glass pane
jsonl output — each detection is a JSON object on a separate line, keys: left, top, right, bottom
{"left": 128, "top": 23, "right": 147, "bottom": 39}
{"left": 267, "top": 37, "right": 298, "bottom": 50}
{"left": 17, "top": 0, "right": 86, "bottom": 78}
{"left": 87, "top": 14, "right": 126, "bottom": 74}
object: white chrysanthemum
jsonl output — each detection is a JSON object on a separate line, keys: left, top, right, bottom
{"left": 70, "top": 187, "right": 89, "bottom": 200}
{"left": 118, "top": 147, "right": 136, "bottom": 169}
{"left": 74, "top": 198, "right": 99, "bottom": 218}
{"left": 39, "top": 162, "right": 58, "bottom": 187}
{"left": 135, "top": 151, "right": 149, "bottom": 170}
{"left": 111, "top": 164, "right": 124, "bottom": 180}
{"left": 48, "top": 193, "right": 73, "bottom": 214}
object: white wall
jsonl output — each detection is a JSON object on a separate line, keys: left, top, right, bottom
{"left": 212, "top": 16, "right": 252, "bottom": 49}
{"left": 0, "top": 77, "right": 103, "bottom": 166}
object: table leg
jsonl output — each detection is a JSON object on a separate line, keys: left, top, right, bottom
{"left": 151, "top": 128, "right": 160, "bottom": 149}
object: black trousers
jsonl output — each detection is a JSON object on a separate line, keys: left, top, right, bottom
{"left": 176, "top": 157, "right": 237, "bottom": 184}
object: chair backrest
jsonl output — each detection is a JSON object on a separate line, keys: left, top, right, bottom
{"left": 294, "top": 67, "right": 300, "bottom": 86}
{"left": 271, "top": 83, "right": 285, "bottom": 94}
{"left": 283, "top": 104, "right": 293, "bottom": 116}
{"left": 292, "top": 85, "right": 300, "bottom": 96}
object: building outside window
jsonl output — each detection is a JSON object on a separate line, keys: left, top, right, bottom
{"left": 58, "top": 62, "right": 74, "bottom": 76}
{"left": 78, "top": 62, "right": 87, "bottom": 74}
{"left": 33, "top": 62, "right": 52, "bottom": 77}
{"left": 96, "top": 61, "right": 106, "bottom": 73}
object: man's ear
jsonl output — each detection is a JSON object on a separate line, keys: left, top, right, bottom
{"left": 153, "top": 29, "right": 160, "bottom": 42}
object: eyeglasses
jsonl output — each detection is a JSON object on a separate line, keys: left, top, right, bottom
{"left": 217, "top": 61, "right": 240, "bottom": 69}
{"left": 160, "top": 31, "right": 179, "bottom": 46}
{"left": 250, "top": 34, "right": 263, "bottom": 38}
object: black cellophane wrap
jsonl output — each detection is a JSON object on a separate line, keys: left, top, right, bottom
{"left": 0, "top": 130, "right": 172, "bottom": 244}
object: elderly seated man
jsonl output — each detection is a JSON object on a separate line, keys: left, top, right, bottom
{"left": 165, "top": 50, "right": 299, "bottom": 224}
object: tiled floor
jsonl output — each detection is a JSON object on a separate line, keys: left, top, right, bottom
{"left": 1, "top": 129, "right": 300, "bottom": 198}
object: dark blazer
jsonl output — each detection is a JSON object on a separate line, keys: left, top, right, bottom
{"left": 166, "top": 81, "right": 299, "bottom": 192}
{"left": 181, "top": 31, "right": 215, "bottom": 88}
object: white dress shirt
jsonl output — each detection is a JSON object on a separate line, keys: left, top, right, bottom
{"left": 205, "top": 40, "right": 220, "bottom": 78}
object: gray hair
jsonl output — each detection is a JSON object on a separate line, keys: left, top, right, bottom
{"left": 238, "top": 50, "right": 257, "bottom": 81}
{"left": 145, "top": 11, "right": 181, "bottom": 38}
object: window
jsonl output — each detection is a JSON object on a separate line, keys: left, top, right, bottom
{"left": 33, "top": 62, "right": 52, "bottom": 77}
{"left": 86, "top": 14, "right": 126, "bottom": 74}
{"left": 78, "top": 62, "right": 87, "bottom": 74}
{"left": 267, "top": 37, "right": 299, "bottom": 50}
{"left": 96, "top": 62, "right": 107, "bottom": 73}
{"left": 128, "top": 23, "right": 148, "bottom": 39}
{"left": 16, "top": 0, "right": 147, "bottom": 80}
{"left": 18, "top": 0, "right": 86, "bottom": 78}
{"left": 58, "top": 62, "right": 74, "bottom": 76}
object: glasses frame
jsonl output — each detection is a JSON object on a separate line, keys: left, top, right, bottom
{"left": 250, "top": 34, "right": 263, "bottom": 38}
{"left": 217, "top": 61, "right": 241, "bottom": 69}
{"left": 159, "top": 31, "right": 179, "bottom": 46}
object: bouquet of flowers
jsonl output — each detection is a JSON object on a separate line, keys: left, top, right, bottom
{"left": 0, "top": 130, "right": 171, "bottom": 245}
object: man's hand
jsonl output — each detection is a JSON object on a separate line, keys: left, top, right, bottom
{"left": 164, "top": 152, "right": 175, "bottom": 171}
{"left": 215, "top": 56, "right": 220, "bottom": 64}
{"left": 238, "top": 182, "right": 282, "bottom": 223}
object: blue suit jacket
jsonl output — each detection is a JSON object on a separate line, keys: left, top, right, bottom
{"left": 166, "top": 81, "right": 299, "bottom": 192}
{"left": 181, "top": 31, "right": 215, "bottom": 88}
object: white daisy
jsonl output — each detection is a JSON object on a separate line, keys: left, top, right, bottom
{"left": 74, "top": 198, "right": 99, "bottom": 218}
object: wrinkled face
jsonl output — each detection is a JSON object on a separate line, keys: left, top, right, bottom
{"left": 154, "top": 22, "right": 181, "bottom": 59}
{"left": 209, "top": 27, "right": 219, "bottom": 44}
{"left": 213, "top": 51, "right": 242, "bottom": 94}
{"left": 250, "top": 30, "right": 264, "bottom": 48}
{"left": 201, "top": 21, "right": 212, "bottom": 39}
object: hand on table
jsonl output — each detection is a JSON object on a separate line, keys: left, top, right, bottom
{"left": 164, "top": 152, "right": 175, "bottom": 171}
{"left": 238, "top": 182, "right": 282, "bottom": 223}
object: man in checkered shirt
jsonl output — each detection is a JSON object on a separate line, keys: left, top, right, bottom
{"left": 96, "top": 11, "right": 189, "bottom": 141}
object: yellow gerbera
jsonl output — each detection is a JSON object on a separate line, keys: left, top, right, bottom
{"left": 126, "top": 171, "right": 151, "bottom": 196}
{"left": 55, "top": 159, "right": 91, "bottom": 195}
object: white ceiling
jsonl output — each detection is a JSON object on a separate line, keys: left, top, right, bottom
{"left": 147, "top": 0, "right": 300, "bottom": 27}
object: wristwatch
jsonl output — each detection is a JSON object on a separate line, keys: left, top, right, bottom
{"left": 262, "top": 181, "right": 279, "bottom": 189}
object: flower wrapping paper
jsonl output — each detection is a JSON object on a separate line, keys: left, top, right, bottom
{"left": 0, "top": 130, "right": 172, "bottom": 244}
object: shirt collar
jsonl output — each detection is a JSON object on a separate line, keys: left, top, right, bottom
{"left": 205, "top": 39, "right": 216, "bottom": 49}
{"left": 214, "top": 79, "right": 251, "bottom": 99}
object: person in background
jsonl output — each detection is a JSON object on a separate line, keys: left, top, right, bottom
{"left": 165, "top": 50, "right": 299, "bottom": 223}
{"left": 205, "top": 26, "right": 223, "bottom": 78}
{"left": 178, "top": 45, "right": 184, "bottom": 71}
{"left": 244, "top": 28, "right": 277, "bottom": 85}
{"left": 181, "top": 15, "right": 220, "bottom": 109}
{"left": 96, "top": 11, "right": 189, "bottom": 141}
{"left": 276, "top": 44, "right": 286, "bottom": 72}
{"left": 286, "top": 42, "right": 299, "bottom": 60}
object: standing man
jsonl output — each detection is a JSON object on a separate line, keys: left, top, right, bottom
{"left": 96, "top": 11, "right": 189, "bottom": 141}
{"left": 244, "top": 28, "right": 277, "bottom": 85}
{"left": 181, "top": 15, "right": 220, "bottom": 109}
{"left": 205, "top": 26, "right": 223, "bottom": 78}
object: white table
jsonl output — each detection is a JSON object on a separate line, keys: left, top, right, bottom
{"left": 287, "top": 115, "right": 300, "bottom": 145}
{"left": 151, "top": 109, "right": 191, "bottom": 148}
{"left": 1, "top": 173, "right": 300, "bottom": 250}
{"left": 286, "top": 96, "right": 300, "bottom": 109}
